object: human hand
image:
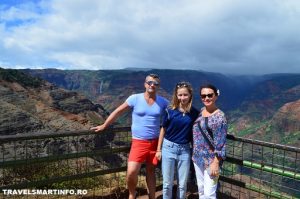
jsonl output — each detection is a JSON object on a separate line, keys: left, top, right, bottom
{"left": 155, "top": 151, "right": 162, "bottom": 161}
{"left": 209, "top": 162, "right": 220, "bottom": 177}
{"left": 90, "top": 124, "right": 106, "bottom": 132}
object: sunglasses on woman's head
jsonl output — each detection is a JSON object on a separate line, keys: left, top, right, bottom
{"left": 146, "top": 80, "right": 159, "bottom": 86}
{"left": 176, "top": 82, "right": 190, "bottom": 88}
{"left": 201, "top": 93, "right": 214, "bottom": 99}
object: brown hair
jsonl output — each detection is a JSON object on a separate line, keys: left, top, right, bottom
{"left": 170, "top": 81, "right": 193, "bottom": 112}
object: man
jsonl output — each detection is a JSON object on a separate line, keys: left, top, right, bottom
{"left": 91, "top": 74, "right": 169, "bottom": 199}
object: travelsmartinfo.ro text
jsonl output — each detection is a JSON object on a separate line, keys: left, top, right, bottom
{"left": 2, "top": 189, "right": 88, "bottom": 195}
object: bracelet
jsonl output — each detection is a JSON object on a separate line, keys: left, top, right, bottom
{"left": 156, "top": 150, "right": 161, "bottom": 152}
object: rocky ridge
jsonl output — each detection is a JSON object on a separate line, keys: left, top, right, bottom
{"left": 0, "top": 68, "right": 108, "bottom": 135}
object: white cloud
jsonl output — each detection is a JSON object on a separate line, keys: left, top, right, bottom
{"left": 1, "top": 0, "right": 300, "bottom": 74}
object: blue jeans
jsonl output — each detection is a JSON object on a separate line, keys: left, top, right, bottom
{"left": 162, "top": 138, "right": 191, "bottom": 199}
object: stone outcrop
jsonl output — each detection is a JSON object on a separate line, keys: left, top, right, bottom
{"left": 271, "top": 99, "right": 300, "bottom": 132}
{"left": 0, "top": 68, "right": 108, "bottom": 135}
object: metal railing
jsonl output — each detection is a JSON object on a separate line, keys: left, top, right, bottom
{"left": 0, "top": 127, "right": 133, "bottom": 198}
{"left": 0, "top": 127, "right": 299, "bottom": 198}
{"left": 221, "top": 135, "right": 300, "bottom": 199}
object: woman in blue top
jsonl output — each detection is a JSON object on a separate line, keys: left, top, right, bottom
{"left": 192, "top": 84, "right": 227, "bottom": 199}
{"left": 156, "top": 82, "right": 199, "bottom": 199}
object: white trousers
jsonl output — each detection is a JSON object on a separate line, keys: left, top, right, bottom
{"left": 193, "top": 163, "right": 218, "bottom": 199}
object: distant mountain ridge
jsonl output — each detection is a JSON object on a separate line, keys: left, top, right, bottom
{"left": 19, "top": 68, "right": 300, "bottom": 146}
{"left": 23, "top": 68, "right": 260, "bottom": 111}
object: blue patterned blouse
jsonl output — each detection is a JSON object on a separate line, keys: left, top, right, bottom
{"left": 192, "top": 109, "right": 227, "bottom": 169}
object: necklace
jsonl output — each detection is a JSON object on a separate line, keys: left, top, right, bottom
{"left": 179, "top": 108, "right": 186, "bottom": 116}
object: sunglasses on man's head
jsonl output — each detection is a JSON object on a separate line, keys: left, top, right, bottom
{"left": 176, "top": 82, "right": 190, "bottom": 88}
{"left": 201, "top": 93, "right": 214, "bottom": 99}
{"left": 146, "top": 80, "right": 159, "bottom": 86}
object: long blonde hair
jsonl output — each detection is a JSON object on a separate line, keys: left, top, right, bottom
{"left": 170, "top": 81, "right": 193, "bottom": 112}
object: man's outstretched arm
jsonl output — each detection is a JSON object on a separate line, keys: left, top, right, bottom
{"left": 91, "top": 102, "right": 130, "bottom": 132}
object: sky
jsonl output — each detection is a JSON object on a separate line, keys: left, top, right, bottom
{"left": 0, "top": 0, "right": 300, "bottom": 74}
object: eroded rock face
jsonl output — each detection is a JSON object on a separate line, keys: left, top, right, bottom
{"left": 50, "top": 89, "right": 99, "bottom": 114}
{"left": 0, "top": 69, "right": 108, "bottom": 135}
{"left": 271, "top": 99, "right": 300, "bottom": 132}
{"left": 0, "top": 101, "right": 44, "bottom": 135}
{"left": 0, "top": 69, "right": 129, "bottom": 179}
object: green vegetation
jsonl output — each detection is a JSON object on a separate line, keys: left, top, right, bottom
{"left": 0, "top": 68, "right": 43, "bottom": 88}
{"left": 235, "top": 121, "right": 269, "bottom": 137}
{"left": 280, "top": 131, "right": 300, "bottom": 146}
{"left": 222, "top": 162, "right": 239, "bottom": 176}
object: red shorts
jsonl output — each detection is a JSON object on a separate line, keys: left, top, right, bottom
{"left": 128, "top": 138, "right": 159, "bottom": 166}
